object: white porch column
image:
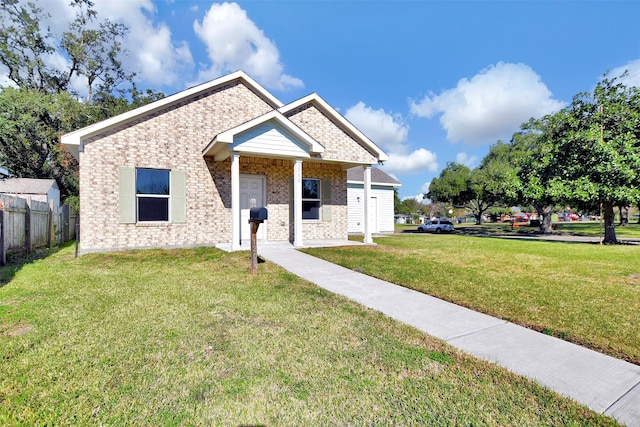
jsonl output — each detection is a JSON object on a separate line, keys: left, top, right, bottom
{"left": 293, "top": 158, "right": 303, "bottom": 247}
{"left": 231, "top": 152, "right": 241, "bottom": 251}
{"left": 363, "top": 165, "right": 373, "bottom": 244}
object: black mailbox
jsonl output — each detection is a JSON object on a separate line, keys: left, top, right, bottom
{"left": 250, "top": 207, "right": 268, "bottom": 221}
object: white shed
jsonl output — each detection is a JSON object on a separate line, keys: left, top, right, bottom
{"left": 347, "top": 167, "right": 401, "bottom": 234}
{"left": 0, "top": 178, "right": 61, "bottom": 209}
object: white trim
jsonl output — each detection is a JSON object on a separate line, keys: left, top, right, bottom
{"left": 347, "top": 180, "right": 401, "bottom": 188}
{"left": 203, "top": 110, "right": 324, "bottom": 160}
{"left": 61, "top": 71, "right": 283, "bottom": 160}
{"left": 279, "top": 93, "right": 389, "bottom": 162}
{"left": 231, "top": 153, "right": 241, "bottom": 251}
{"left": 363, "top": 166, "right": 373, "bottom": 244}
{"left": 293, "top": 159, "right": 303, "bottom": 247}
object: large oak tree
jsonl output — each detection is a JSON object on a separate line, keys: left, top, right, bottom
{"left": 546, "top": 75, "right": 640, "bottom": 243}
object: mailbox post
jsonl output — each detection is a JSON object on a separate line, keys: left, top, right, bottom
{"left": 248, "top": 207, "right": 267, "bottom": 274}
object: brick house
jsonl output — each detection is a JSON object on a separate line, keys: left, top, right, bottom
{"left": 61, "top": 71, "right": 388, "bottom": 254}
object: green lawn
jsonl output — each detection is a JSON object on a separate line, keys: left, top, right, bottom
{"left": 307, "top": 234, "right": 640, "bottom": 366}
{"left": 397, "top": 221, "right": 640, "bottom": 238}
{"left": 554, "top": 222, "right": 640, "bottom": 238}
{"left": 0, "top": 244, "right": 615, "bottom": 425}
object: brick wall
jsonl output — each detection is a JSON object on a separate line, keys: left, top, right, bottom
{"left": 79, "top": 82, "right": 274, "bottom": 252}
{"left": 285, "top": 104, "right": 379, "bottom": 164}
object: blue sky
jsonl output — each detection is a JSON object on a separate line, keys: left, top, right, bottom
{"left": 11, "top": 0, "right": 640, "bottom": 200}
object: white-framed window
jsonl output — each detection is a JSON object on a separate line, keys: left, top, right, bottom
{"left": 302, "top": 178, "right": 321, "bottom": 220}
{"left": 118, "top": 166, "right": 186, "bottom": 224}
{"left": 136, "top": 168, "right": 170, "bottom": 222}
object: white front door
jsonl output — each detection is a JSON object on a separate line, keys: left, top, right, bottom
{"left": 240, "top": 175, "right": 266, "bottom": 244}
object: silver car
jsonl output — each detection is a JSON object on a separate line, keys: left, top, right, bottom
{"left": 417, "top": 219, "right": 455, "bottom": 233}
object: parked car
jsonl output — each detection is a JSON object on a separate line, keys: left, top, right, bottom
{"left": 417, "top": 219, "right": 455, "bottom": 233}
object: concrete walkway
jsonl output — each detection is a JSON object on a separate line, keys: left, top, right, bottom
{"left": 258, "top": 241, "right": 640, "bottom": 426}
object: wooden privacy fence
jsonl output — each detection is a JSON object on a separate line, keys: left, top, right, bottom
{"left": 0, "top": 195, "right": 78, "bottom": 266}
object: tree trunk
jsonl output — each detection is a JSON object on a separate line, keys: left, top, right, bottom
{"left": 537, "top": 205, "right": 553, "bottom": 234}
{"left": 474, "top": 205, "right": 485, "bottom": 224}
{"left": 602, "top": 202, "right": 618, "bottom": 244}
{"left": 618, "top": 205, "right": 629, "bottom": 226}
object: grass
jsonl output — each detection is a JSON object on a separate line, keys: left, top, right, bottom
{"left": 0, "top": 243, "right": 616, "bottom": 425}
{"left": 306, "top": 234, "right": 640, "bottom": 365}
{"left": 397, "top": 221, "right": 640, "bottom": 238}
{"left": 554, "top": 222, "right": 640, "bottom": 238}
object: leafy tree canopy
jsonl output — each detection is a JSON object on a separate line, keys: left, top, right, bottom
{"left": 0, "top": 0, "right": 165, "bottom": 203}
{"left": 546, "top": 74, "right": 640, "bottom": 242}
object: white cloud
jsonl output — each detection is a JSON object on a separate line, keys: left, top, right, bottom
{"left": 92, "top": 0, "right": 194, "bottom": 87}
{"left": 610, "top": 58, "right": 640, "bottom": 87}
{"left": 345, "top": 102, "right": 438, "bottom": 175}
{"left": 382, "top": 149, "right": 439, "bottom": 176}
{"left": 192, "top": 2, "right": 303, "bottom": 91}
{"left": 456, "top": 152, "right": 478, "bottom": 168}
{"left": 420, "top": 181, "right": 431, "bottom": 194}
{"left": 345, "top": 102, "right": 408, "bottom": 152}
{"left": 411, "top": 62, "right": 565, "bottom": 146}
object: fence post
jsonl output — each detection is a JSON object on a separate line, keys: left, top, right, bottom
{"left": 48, "top": 199, "right": 54, "bottom": 248}
{"left": 25, "top": 197, "right": 32, "bottom": 254}
{"left": 0, "top": 205, "right": 5, "bottom": 267}
{"left": 75, "top": 217, "right": 80, "bottom": 258}
{"left": 62, "top": 204, "right": 70, "bottom": 242}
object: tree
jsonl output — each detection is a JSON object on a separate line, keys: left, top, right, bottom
{"left": 515, "top": 115, "right": 568, "bottom": 234}
{"left": 428, "top": 162, "right": 472, "bottom": 207}
{"left": 397, "top": 197, "right": 424, "bottom": 216}
{"left": 393, "top": 188, "right": 402, "bottom": 214}
{"left": 547, "top": 75, "right": 640, "bottom": 243}
{"left": 61, "top": 0, "right": 134, "bottom": 102}
{"left": 429, "top": 149, "right": 520, "bottom": 225}
{"left": 0, "top": 0, "right": 58, "bottom": 92}
{"left": 0, "top": 88, "right": 91, "bottom": 200}
{"left": 0, "top": 0, "right": 133, "bottom": 98}
{"left": 0, "top": 0, "right": 152, "bottom": 202}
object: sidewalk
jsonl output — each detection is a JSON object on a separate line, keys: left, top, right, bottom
{"left": 258, "top": 242, "right": 640, "bottom": 426}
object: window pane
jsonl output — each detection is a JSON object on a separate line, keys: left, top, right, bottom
{"left": 138, "top": 197, "right": 169, "bottom": 221}
{"left": 302, "top": 201, "right": 320, "bottom": 220}
{"left": 137, "top": 169, "right": 169, "bottom": 195}
{"left": 302, "top": 179, "right": 319, "bottom": 200}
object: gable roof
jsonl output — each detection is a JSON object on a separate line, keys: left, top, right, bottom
{"left": 61, "top": 71, "right": 389, "bottom": 165}
{"left": 280, "top": 93, "right": 389, "bottom": 163}
{"left": 202, "top": 110, "right": 324, "bottom": 160}
{"left": 0, "top": 178, "right": 58, "bottom": 195}
{"left": 61, "top": 71, "right": 283, "bottom": 160}
{"left": 347, "top": 167, "right": 401, "bottom": 187}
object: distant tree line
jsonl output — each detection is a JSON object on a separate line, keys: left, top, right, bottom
{"left": 427, "top": 74, "right": 640, "bottom": 244}
{"left": 0, "top": 0, "right": 164, "bottom": 207}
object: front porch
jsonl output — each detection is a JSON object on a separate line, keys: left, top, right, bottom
{"left": 203, "top": 111, "right": 377, "bottom": 251}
